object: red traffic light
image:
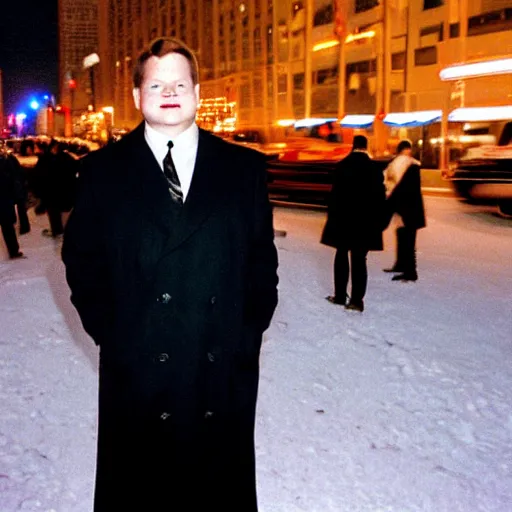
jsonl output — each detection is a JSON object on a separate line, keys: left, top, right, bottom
{"left": 68, "top": 79, "right": 77, "bottom": 90}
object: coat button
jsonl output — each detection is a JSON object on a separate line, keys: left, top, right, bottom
{"left": 210, "top": 296, "right": 217, "bottom": 305}
{"left": 204, "top": 411, "right": 214, "bottom": 419}
{"left": 207, "top": 352, "right": 215, "bottom": 363}
{"left": 160, "top": 412, "right": 171, "bottom": 420}
{"left": 158, "top": 353, "right": 169, "bottom": 363}
{"left": 157, "top": 293, "right": 172, "bottom": 304}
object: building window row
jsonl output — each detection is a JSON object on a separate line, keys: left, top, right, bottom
{"left": 313, "top": 3, "right": 333, "bottom": 26}
{"left": 355, "top": 0, "right": 379, "bottom": 14}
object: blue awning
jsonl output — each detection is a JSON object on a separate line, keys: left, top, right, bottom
{"left": 340, "top": 115, "right": 375, "bottom": 128}
{"left": 383, "top": 110, "right": 442, "bottom": 127}
{"left": 294, "top": 117, "right": 338, "bottom": 128}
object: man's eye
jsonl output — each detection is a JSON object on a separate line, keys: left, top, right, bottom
{"left": 177, "top": 83, "right": 186, "bottom": 89}
{"left": 149, "top": 84, "right": 160, "bottom": 90}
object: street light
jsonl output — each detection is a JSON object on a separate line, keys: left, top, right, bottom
{"left": 83, "top": 53, "right": 100, "bottom": 111}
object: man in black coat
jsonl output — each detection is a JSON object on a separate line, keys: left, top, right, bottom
{"left": 6, "top": 152, "right": 31, "bottom": 235}
{"left": 383, "top": 139, "right": 426, "bottom": 281}
{"left": 321, "top": 135, "right": 385, "bottom": 312}
{"left": 34, "top": 140, "right": 77, "bottom": 237}
{"left": 0, "top": 148, "right": 25, "bottom": 259}
{"left": 62, "top": 37, "right": 279, "bottom": 512}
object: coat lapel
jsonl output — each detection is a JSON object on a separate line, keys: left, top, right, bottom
{"left": 162, "top": 129, "right": 225, "bottom": 253}
{"left": 122, "top": 123, "right": 177, "bottom": 236}
{"left": 123, "top": 125, "right": 225, "bottom": 253}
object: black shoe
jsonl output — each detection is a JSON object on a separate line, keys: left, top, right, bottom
{"left": 345, "top": 300, "right": 364, "bottom": 312}
{"left": 392, "top": 272, "right": 418, "bottom": 282}
{"left": 383, "top": 266, "right": 403, "bottom": 273}
{"left": 42, "top": 228, "right": 63, "bottom": 238}
{"left": 326, "top": 295, "right": 346, "bottom": 306}
{"left": 9, "top": 252, "right": 25, "bottom": 259}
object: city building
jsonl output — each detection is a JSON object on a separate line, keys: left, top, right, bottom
{"left": 86, "top": 0, "right": 511, "bottom": 147}
{"left": 58, "top": 0, "right": 100, "bottom": 133}
{"left": 0, "top": 69, "right": 4, "bottom": 132}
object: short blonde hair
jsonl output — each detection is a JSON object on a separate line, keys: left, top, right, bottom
{"left": 133, "top": 37, "right": 199, "bottom": 88}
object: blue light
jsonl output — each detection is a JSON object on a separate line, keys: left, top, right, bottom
{"left": 43, "top": 95, "right": 49, "bottom": 100}
{"left": 30, "top": 100, "right": 40, "bottom": 110}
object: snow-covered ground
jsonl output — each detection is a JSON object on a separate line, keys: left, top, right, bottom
{"left": 1, "top": 197, "right": 511, "bottom": 512}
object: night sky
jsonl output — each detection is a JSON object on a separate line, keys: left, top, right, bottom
{"left": 0, "top": 1, "right": 59, "bottom": 115}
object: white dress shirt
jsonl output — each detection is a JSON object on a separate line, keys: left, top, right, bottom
{"left": 144, "top": 122, "right": 199, "bottom": 201}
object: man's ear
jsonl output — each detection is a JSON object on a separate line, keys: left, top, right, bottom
{"left": 194, "top": 84, "right": 200, "bottom": 106}
{"left": 133, "top": 88, "right": 141, "bottom": 110}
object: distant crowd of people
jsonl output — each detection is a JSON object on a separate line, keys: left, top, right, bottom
{"left": 0, "top": 138, "right": 79, "bottom": 259}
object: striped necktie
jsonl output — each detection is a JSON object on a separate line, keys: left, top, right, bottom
{"left": 162, "top": 140, "right": 183, "bottom": 205}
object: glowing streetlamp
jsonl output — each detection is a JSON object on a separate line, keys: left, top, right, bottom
{"left": 102, "top": 106, "right": 114, "bottom": 126}
{"left": 83, "top": 53, "right": 100, "bottom": 111}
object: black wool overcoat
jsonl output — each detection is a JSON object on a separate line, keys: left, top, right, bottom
{"left": 62, "top": 123, "right": 279, "bottom": 512}
{"left": 0, "top": 155, "right": 18, "bottom": 224}
{"left": 321, "top": 151, "right": 386, "bottom": 250}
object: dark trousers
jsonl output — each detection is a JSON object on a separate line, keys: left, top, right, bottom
{"left": 47, "top": 207, "right": 64, "bottom": 236}
{"left": 334, "top": 247, "right": 369, "bottom": 303}
{"left": 395, "top": 226, "right": 417, "bottom": 275}
{"left": 1, "top": 222, "right": 20, "bottom": 257}
{"left": 17, "top": 203, "right": 31, "bottom": 234}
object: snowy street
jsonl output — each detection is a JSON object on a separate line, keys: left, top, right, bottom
{"left": 1, "top": 197, "right": 511, "bottom": 512}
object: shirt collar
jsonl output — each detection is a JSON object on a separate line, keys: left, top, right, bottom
{"left": 144, "top": 121, "right": 199, "bottom": 153}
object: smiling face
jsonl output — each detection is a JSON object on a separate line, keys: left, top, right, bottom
{"left": 132, "top": 52, "right": 200, "bottom": 138}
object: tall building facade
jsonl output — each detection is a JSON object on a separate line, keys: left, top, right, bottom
{"left": 0, "top": 69, "right": 4, "bottom": 131}
{"left": 58, "top": 0, "right": 99, "bottom": 119}
{"left": 93, "top": 0, "right": 512, "bottom": 133}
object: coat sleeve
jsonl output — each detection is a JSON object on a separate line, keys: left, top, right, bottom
{"left": 244, "top": 153, "right": 279, "bottom": 333}
{"left": 61, "top": 158, "right": 113, "bottom": 346}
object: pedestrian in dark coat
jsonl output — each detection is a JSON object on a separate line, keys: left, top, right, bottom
{"left": 321, "top": 135, "right": 386, "bottom": 312}
{"left": 383, "top": 139, "right": 426, "bottom": 281}
{"left": 62, "top": 37, "right": 279, "bottom": 512}
{"left": 4, "top": 152, "right": 31, "bottom": 234}
{"left": 0, "top": 149, "right": 25, "bottom": 259}
{"left": 33, "top": 140, "right": 77, "bottom": 237}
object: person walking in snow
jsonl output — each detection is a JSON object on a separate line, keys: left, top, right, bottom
{"left": 383, "top": 139, "right": 426, "bottom": 282}
{"left": 5, "top": 151, "right": 31, "bottom": 235}
{"left": 321, "top": 135, "right": 386, "bottom": 312}
{"left": 33, "top": 139, "right": 77, "bottom": 238}
{"left": 0, "top": 147, "right": 25, "bottom": 259}
{"left": 62, "top": 37, "right": 278, "bottom": 512}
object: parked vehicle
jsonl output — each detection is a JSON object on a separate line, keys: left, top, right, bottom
{"left": 444, "top": 121, "right": 512, "bottom": 216}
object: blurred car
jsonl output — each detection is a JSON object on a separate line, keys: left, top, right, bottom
{"left": 221, "top": 129, "right": 282, "bottom": 161}
{"left": 445, "top": 121, "right": 512, "bottom": 216}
